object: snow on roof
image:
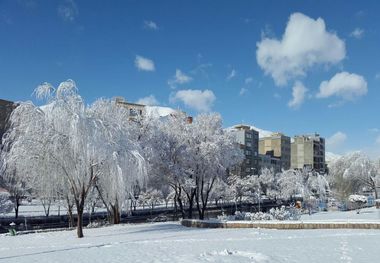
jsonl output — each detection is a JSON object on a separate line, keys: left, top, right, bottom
{"left": 250, "top": 125, "right": 273, "bottom": 138}
{"left": 145, "top": 106, "right": 178, "bottom": 118}
{"left": 226, "top": 124, "right": 273, "bottom": 138}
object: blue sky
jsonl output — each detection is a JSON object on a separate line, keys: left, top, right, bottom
{"left": 0, "top": 0, "right": 379, "bottom": 156}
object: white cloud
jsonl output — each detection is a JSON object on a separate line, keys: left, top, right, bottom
{"left": 245, "top": 77, "right": 253, "bottom": 84}
{"left": 288, "top": 81, "right": 307, "bottom": 109}
{"left": 190, "top": 63, "right": 212, "bottom": 79}
{"left": 143, "top": 20, "right": 159, "bottom": 30}
{"left": 170, "top": 89, "right": 216, "bottom": 112}
{"left": 136, "top": 95, "right": 159, "bottom": 106}
{"left": 326, "top": 131, "right": 347, "bottom": 151}
{"left": 58, "top": 0, "right": 78, "bottom": 22}
{"left": 168, "top": 69, "right": 192, "bottom": 88}
{"left": 375, "top": 73, "right": 380, "bottom": 80}
{"left": 226, "top": 69, "right": 237, "bottom": 81}
{"left": 239, "top": 88, "right": 248, "bottom": 96}
{"left": 350, "top": 28, "right": 364, "bottom": 39}
{"left": 135, "top": 55, "right": 155, "bottom": 71}
{"left": 376, "top": 135, "right": 380, "bottom": 145}
{"left": 256, "top": 12, "right": 346, "bottom": 86}
{"left": 317, "top": 72, "right": 367, "bottom": 101}
{"left": 369, "top": 128, "right": 379, "bottom": 133}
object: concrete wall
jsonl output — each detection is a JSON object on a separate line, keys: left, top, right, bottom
{"left": 181, "top": 219, "right": 380, "bottom": 230}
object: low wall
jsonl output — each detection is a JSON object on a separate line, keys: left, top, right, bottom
{"left": 181, "top": 219, "right": 380, "bottom": 230}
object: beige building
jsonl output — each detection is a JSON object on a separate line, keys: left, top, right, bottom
{"left": 259, "top": 132, "right": 291, "bottom": 170}
{"left": 114, "top": 97, "right": 145, "bottom": 120}
{"left": 114, "top": 97, "right": 185, "bottom": 121}
{"left": 229, "top": 124, "right": 260, "bottom": 176}
{"left": 291, "top": 133, "right": 326, "bottom": 173}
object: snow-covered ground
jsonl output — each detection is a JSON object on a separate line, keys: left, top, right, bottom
{"left": 1, "top": 208, "right": 380, "bottom": 263}
{"left": 301, "top": 206, "right": 380, "bottom": 222}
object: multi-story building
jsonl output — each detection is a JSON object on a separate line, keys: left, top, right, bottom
{"left": 0, "top": 99, "right": 16, "bottom": 142}
{"left": 259, "top": 152, "right": 282, "bottom": 173}
{"left": 229, "top": 124, "right": 260, "bottom": 177}
{"left": 114, "top": 97, "right": 145, "bottom": 120}
{"left": 291, "top": 133, "right": 326, "bottom": 173}
{"left": 259, "top": 132, "right": 291, "bottom": 170}
{"left": 114, "top": 97, "right": 183, "bottom": 120}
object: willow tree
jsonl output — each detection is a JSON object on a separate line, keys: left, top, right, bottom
{"left": 1, "top": 80, "right": 146, "bottom": 237}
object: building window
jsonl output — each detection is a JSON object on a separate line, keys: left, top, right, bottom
{"left": 245, "top": 150, "right": 251, "bottom": 155}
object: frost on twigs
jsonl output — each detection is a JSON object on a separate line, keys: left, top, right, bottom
{"left": 33, "top": 82, "right": 55, "bottom": 101}
{"left": 1, "top": 80, "right": 147, "bottom": 237}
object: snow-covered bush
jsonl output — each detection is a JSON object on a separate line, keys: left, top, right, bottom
{"left": 348, "top": 194, "right": 367, "bottom": 214}
{"left": 269, "top": 206, "right": 289, "bottom": 220}
{"left": 87, "top": 220, "right": 108, "bottom": 228}
{"left": 218, "top": 206, "right": 301, "bottom": 222}
{"left": 0, "top": 192, "right": 13, "bottom": 214}
{"left": 249, "top": 212, "right": 272, "bottom": 221}
{"left": 348, "top": 194, "right": 367, "bottom": 203}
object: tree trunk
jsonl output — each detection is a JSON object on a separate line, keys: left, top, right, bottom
{"left": 76, "top": 209, "right": 84, "bottom": 238}
{"left": 67, "top": 204, "right": 74, "bottom": 228}
{"left": 176, "top": 187, "right": 185, "bottom": 219}
{"left": 75, "top": 196, "right": 85, "bottom": 238}
{"left": 187, "top": 190, "right": 196, "bottom": 219}
{"left": 75, "top": 190, "right": 86, "bottom": 238}
{"left": 111, "top": 204, "right": 120, "bottom": 224}
{"left": 14, "top": 195, "right": 21, "bottom": 219}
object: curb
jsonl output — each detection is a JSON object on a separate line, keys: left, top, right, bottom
{"left": 181, "top": 219, "right": 380, "bottom": 230}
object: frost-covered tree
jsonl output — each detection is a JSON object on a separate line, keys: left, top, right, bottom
{"left": 141, "top": 112, "right": 191, "bottom": 218}
{"left": 228, "top": 174, "right": 260, "bottom": 211}
{"left": 88, "top": 99, "right": 146, "bottom": 224}
{"left": 140, "top": 112, "right": 243, "bottom": 219}
{"left": 259, "top": 168, "right": 279, "bottom": 199}
{"left": 139, "top": 188, "right": 162, "bottom": 214}
{"left": 209, "top": 179, "right": 232, "bottom": 206}
{"left": 188, "top": 114, "right": 244, "bottom": 219}
{"left": 329, "top": 152, "right": 379, "bottom": 199}
{"left": 277, "top": 168, "right": 328, "bottom": 201}
{"left": 0, "top": 191, "right": 13, "bottom": 214}
{"left": 1, "top": 80, "right": 146, "bottom": 237}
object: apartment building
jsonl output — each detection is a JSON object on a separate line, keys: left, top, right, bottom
{"left": 114, "top": 97, "right": 145, "bottom": 120}
{"left": 229, "top": 124, "right": 260, "bottom": 177}
{"left": 259, "top": 152, "right": 282, "bottom": 173}
{"left": 114, "top": 97, "right": 183, "bottom": 121}
{"left": 259, "top": 132, "right": 291, "bottom": 170}
{"left": 291, "top": 133, "right": 326, "bottom": 173}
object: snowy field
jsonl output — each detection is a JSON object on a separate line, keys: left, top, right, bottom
{"left": 300, "top": 207, "right": 380, "bottom": 222}
{"left": 1, "top": 208, "right": 380, "bottom": 263}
